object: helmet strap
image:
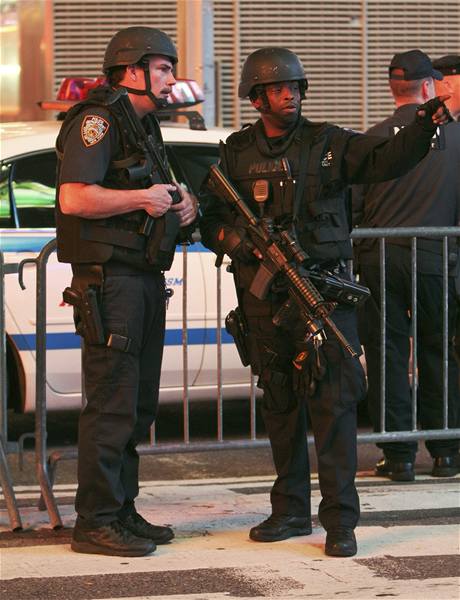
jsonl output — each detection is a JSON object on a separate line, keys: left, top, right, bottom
{"left": 142, "top": 62, "right": 169, "bottom": 109}
{"left": 119, "top": 62, "right": 169, "bottom": 109}
{"left": 253, "top": 85, "right": 271, "bottom": 113}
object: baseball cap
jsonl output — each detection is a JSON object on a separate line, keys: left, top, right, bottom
{"left": 389, "top": 49, "right": 443, "bottom": 81}
{"left": 432, "top": 55, "right": 460, "bottom": 76}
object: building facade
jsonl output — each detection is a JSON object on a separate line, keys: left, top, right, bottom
{"left": 1, "top": 0, "right": 459, "bottom": 129}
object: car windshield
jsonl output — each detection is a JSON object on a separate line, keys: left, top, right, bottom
{"left": 1, "top": 151, "right": 57, "bottom": 228}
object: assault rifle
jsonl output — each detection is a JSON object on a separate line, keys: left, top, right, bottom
{"left": 205, "top": 164, "right": 366, "bottom": 364}
{"left": 114, "top": 88, "right": 181, "bottom": 237}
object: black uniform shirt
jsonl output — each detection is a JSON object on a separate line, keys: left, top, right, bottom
{"left": 353, "top": 104, "right": 460, "bottom": 232}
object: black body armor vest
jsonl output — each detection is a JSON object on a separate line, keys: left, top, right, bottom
{"left": 55, "top": 86, "right": 179, "bottom": 271}
{"left": 223, "top": 117, "right": 353, "bottom": 266}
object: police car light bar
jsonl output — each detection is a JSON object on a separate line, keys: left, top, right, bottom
{"left": 38, "top": 77, "right": 205, "bottom": 112}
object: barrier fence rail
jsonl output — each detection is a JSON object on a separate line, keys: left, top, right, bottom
{"left": 1, "top": 227, "right": 459, "bottom": 529}
{"left": 0, "top": 251, "right": 22, "bottom": 531}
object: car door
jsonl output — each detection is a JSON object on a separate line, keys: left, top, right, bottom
{"left": 0, "top": 150, "right": 80, "bottom": 406}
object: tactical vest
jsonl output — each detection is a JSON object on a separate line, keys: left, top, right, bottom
{"left": 55, "top": 86, "right": 179, "bottom": 271}
{"left": 223, "top": 117, "right": 353, "bottom": 266}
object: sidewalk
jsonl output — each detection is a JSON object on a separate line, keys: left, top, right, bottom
{"left": 1, "top": 471, "right": 459, "bottom": 600}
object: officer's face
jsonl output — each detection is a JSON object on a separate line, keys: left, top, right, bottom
{"left": 435, "top": 76, "right": 460, "bottom": 119}
{"left": 255, "top": 81, "right": 301, "bottom": 125}
{"left": 123, "top": 56, "right": 176, "bottom": 115}
{"left": 146, "top": 55, "right": 177, "bottom": 103}
{"left": 265, "top": 81, "right": 300, "bottom": 119}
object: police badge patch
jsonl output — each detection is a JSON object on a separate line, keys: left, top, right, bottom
{"left": 321, "top": 150, "right": 333, "bottom": 167}
{"left": 81, "top": 115, "right": 110, "bottom": 147}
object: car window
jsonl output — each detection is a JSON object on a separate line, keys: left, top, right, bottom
{"left": 167, "top": 144, "right": 220, "bottom": 195}
{"left": 0, "top": 164, "right": 12, "bottom": 228}
{"left": 0, "top": 143, "right": 219, "bottom": 230}
{"left": 0, "top": 151, "right": 57, "bottom": 229}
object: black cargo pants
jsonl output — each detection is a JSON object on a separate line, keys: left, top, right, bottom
{"left": 246, "top": 304, "right": 365, "bottom": 531}
{"left": 74, "top": 267, "right": 166, "bottom": 529}
{"left": 358, "top": 248, "right": 460, "bottom": 461}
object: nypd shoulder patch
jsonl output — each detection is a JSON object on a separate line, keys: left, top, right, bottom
{"left": 81, "top": 115, "right": 110, "bottom": 147}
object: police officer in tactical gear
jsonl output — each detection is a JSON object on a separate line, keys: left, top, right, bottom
{"left": 200, "top": 47, "right": 452, "bottom": 557}
{"left": 56, "top": 26, "right": 198, "bottom": 557}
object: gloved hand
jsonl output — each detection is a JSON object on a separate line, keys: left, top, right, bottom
{"left": 232, "top": 237, "right": 260, "bottom": 263}
{"left": 218, "top": 226, "right": 261, "bottom": 263}
{"left": 416, "top": 95, "right": 453, "bottom": 129}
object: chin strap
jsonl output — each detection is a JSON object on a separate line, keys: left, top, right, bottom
{"left": 120, "top": 63, "right": 169, "bottom": 109}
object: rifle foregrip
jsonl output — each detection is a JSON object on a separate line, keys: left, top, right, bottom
{"left": 208, "top": 165, "right": 258, "bottom": 226}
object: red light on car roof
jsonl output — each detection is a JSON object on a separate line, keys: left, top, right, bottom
{"left": 169, "top": 80, "right": 196, "bottom": 105}
{"left": 187, "top": 80, "right": 205, "bottom": 103}
{"left": 56, "top": 77, "right": 107, "bottom": 101}
{"left": 54, "top": 77, "right": 204, "bottom": 108}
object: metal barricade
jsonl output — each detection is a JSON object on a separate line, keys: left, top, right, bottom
{"left": 17, "top": 239, "right": 63, "bottom": 528}
{"left": 2, "top": 227, "right": 459, "bottom": 529}
{"left": 35, "top": 241, "right": 261, "bottom": 527}
{"left": 0, "top": 251, "right": 22, "bottom": 530}
{"left": 351, "top": 226, "right": 460, "bottom": 444}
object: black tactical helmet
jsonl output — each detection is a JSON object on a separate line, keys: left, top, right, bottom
{"left": 238, "top": 47, "right": 308, "bottom": 98}
{"left": 103, "top": 26, "right": 178, "bottom": 73}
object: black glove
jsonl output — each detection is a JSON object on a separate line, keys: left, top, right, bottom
{"left": 232, "top": 237, "right": 259, "bottom": 263}
{"left": 416, "top": 96, "right": 453, "bottom": 129}
{"left": 219, "top": 226, "right": 259, "bottom": 263}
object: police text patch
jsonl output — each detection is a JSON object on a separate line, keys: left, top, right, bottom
{"left": 81, "top": 115, "right": 110, "bottom": 147}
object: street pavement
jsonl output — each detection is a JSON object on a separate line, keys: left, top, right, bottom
{"left": 1, "top": 449, "right": 459, "bottom": 600}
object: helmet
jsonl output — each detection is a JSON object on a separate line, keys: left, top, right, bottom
{"left": 103, "top": 26, "right": 177, "bottom": 72}
{"left": 238, "top": 47, "right": 308, "bottom": 98}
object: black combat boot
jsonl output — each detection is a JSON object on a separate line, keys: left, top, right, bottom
{"left": 71, "top": 520, "right": 155, "bottom": 556}
{"left": 120, "top": 512, "right": 174, "bottom": 544}
{"left": 432, "top": 455, "right": 459, "bottom": 477}
{"left": 249, "top": 514, "right": 312, "bottom": 542}
{"left": 325, "top": 527, "right": 357, "bottom": 557}
{"left": 375, "top": 457, "right": 415, "bottom": 482}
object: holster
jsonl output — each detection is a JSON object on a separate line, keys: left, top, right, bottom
{"left": 225, "top": 307, "right": 251, "bottom": 367}
{"left": 64, "top": 264, "right": 105, "bottom": 345}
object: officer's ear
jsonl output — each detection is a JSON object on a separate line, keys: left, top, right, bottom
{"left": 421, "top": 77, "right": 435, "bottom": 102}
{"left": 126, "top": 64, "right": 138, "bottom": 81}
{"left": 251, "top": 96, "right": 264, "bottom": 111}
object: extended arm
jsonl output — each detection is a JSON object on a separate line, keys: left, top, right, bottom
{"left": 345, "top": 96, "right": 452, "bottom": 185}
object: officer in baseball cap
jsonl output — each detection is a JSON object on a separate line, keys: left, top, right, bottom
{"left": 433, "top": 54, "right": 460, "bottom": 76}
{"left": 433, "top": 55, "right": 460, "bottom": 120}
{"left": 389, "top": 49, "right": 444, "bottom": 81}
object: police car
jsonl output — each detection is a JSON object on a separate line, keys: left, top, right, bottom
{"left": 0, "top": 78, "right": 251, "bottom": 413}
